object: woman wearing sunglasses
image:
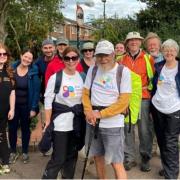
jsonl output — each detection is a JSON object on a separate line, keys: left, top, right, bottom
{"left": 80, "top": 42, "right": 95, "bottom": 74}
{"left": 0, "top": 43, "right": 15, "bottom": 174}
{"left": 42, "top": 46, "right": 86, "bottom": 179}
{"left": 8, "top": 48, "right": 40, "bottom": 164}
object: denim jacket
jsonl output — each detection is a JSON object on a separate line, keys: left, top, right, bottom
{"left": 12, "top": 61, "right": 41, "bottom": 113}
{"left": 152, "top": 59, "right": 180, "bottom": 97}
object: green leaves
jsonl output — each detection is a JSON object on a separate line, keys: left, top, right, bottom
{"left": 137, "top": 0, "right": 180, "bottom": 44}
{"left": 1, "top": 0, "right": 63, "bottom": 59}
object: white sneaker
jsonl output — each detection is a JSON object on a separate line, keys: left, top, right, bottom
{"left": 0, "top": 165, "right": 10, "bottom": 174}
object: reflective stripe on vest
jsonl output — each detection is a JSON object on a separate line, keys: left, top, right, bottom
{"left": 144, "top": 54, "right": 154, "bottom": 90}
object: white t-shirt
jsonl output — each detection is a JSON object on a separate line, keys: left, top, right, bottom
{"left": 45, "top": 71, "right": 84, "bottom": 131}
{"left": 152, "top": 64, "right": 180, "bottom": 114}
{"left": 84, "top": 63, "right": 131, "bottom": 128}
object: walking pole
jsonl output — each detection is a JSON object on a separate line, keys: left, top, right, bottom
{"left": 81, "top": 119, "right": 100, "bottom": 180}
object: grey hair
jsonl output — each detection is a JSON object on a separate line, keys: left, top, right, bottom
{"left": 161, "top": 39, "right": 179, "bottom": 54}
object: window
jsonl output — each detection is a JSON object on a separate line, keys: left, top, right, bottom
{"left": 84, "top": 29, "right": 89, "bottom": 36}
{"left": 71, "top": 26, "right": 77, "bottom": 34}
{"left": 54, "top": 24, "right": 64, "bottom": 33}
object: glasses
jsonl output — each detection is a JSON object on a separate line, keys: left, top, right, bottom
{"left": 83, "top": 49, "right": 94, "bottom": 52}
{"left": 163, "top": 49, "right": 176, "bottom": 54}
{"left": 63, "top": 56, "right": 79, "bottom": 62}
{"left": 0, "top": 53, "right": 8, "bottom": 57}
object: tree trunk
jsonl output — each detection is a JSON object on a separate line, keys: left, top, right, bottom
{"left": 0, "top": 0, "right": 10, "bottom": 43}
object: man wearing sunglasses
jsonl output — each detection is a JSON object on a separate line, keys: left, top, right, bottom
{"left": 80, "top": 42, "right": 95, "bottom": 74}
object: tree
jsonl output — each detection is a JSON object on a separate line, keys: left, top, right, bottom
{"left": 92, "top": 16, "right": 138, "bottom": 45}
{"left": 0, "top": 0, "right": 11, "bottom": 42}
{"left": 137, "top": 0, "right": 180, "bottom": 43}
{"left": 0, "top": 0, "right": 63, "bottom": 58}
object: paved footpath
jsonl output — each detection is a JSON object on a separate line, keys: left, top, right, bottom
{"left": 1, "top": 148, "right": 176, "bottom": 179}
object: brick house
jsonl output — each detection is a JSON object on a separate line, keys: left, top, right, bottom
{"left": 50, "top": 17, "right": 95, "bottom": 47}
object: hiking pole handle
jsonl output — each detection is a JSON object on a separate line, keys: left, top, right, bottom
{"left": 94, "top": 118, "right": 100, "bottom": 139}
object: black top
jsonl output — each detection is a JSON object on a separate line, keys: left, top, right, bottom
{"left": 80, "top": 59, "right": 90, "bottom": 75}
{"left": 15, "top": 71, "right": 28, "bottom": 105}
{"left": 0, "top": 68, "right": 14, "bottom": 118}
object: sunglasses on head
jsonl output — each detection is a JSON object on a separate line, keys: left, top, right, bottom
{"left": 0, "top": 53, "right": 8, "bottom": 57}
{"left": 83, "top": 49, "right": 94, "bottom": 52}
{"left": 63, "top": 56, "right": 79, "bottom": 62}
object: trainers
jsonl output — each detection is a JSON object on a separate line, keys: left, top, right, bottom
{"left": 43, "top": 148, "right": 52, "bottom": 156}
{"left": 0, "top": 165, "right": 10, "bottom": 174}
{"left": 124, "top": 161, "right": 137, "bottom": 171}
{"left": 9, "top": 152, "right": 19, "bottom": 164}
{"left": 22, "top": 153, "right": 29, "bottom": 164}
{"left": 140, "top": 160, "right": 151, "bottom": 172}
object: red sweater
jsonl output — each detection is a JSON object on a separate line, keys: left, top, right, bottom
{"left": 45, "top": 55, "right": 83, "bottom": 87}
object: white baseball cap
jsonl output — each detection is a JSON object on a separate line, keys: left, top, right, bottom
{"left": 95, "top": 40, "right": 114, "bottom": 55}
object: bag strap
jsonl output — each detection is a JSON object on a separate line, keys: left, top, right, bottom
{"left": 90, "top": 65, "right": 98, "bottom": 98}
{"left": 54, "top": 70, "right": 85, "bottom": 94}
{"left": 54, "top": 70, "right": 63, "bottom": 94}
{"left": 116, "top": 64, "right": 124, "bottom": 93}
{"left": 79, "top": 72, "right": 86, "bottom": 82}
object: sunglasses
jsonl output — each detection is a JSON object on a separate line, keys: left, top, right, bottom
{"left": 0, "top": 53, "right": 8, "bottom": 57}
{"left": 83, "top": 49, "right": 94, "bottom": 52}
{"left": 63, "top": 56, "right": 79, "bottom": 62}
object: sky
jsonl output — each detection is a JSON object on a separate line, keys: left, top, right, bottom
{"left": 61, "top": 0, "right": 147, "bottom": 22}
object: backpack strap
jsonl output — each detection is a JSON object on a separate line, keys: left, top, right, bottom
{"left": 90, "top": 65, "right": 98, "bottom": 97}
{"left": 79, "top": 72, "right": 86, "bottom": 82}
{"left": 54, "top": 70, "right": 85, "bottom": 94}
{"left": 116, "top": 64, "right": 124, "bottom": 93}
{"left": 54, "top": 70, "right": 63, "bottom": 94}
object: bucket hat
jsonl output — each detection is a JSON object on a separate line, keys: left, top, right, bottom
{"left": 81, "top": 42, "right": 95, "bottom": 52}
{"left": 125, "top": 32, "right": 144, "bottom": 44}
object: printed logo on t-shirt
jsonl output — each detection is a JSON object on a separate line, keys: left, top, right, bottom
{"left": 158, "top": 74, "right": 164, "bottom": 85}
{"left": 63, "top": 85, "right": 75, "bottom": 97}
{"left": 95, "top": 75, "right": 115, "bottom": 90}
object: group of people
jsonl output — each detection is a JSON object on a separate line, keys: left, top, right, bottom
{"left": 0, "top": 30, "right": 179, "bottom": 179}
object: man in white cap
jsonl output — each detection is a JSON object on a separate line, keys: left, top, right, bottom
{"left": 121, "top": 32, "right": 154, "bottom": 172}
{"left": 82, "top": 40, "right": 131, "bottom": 179}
